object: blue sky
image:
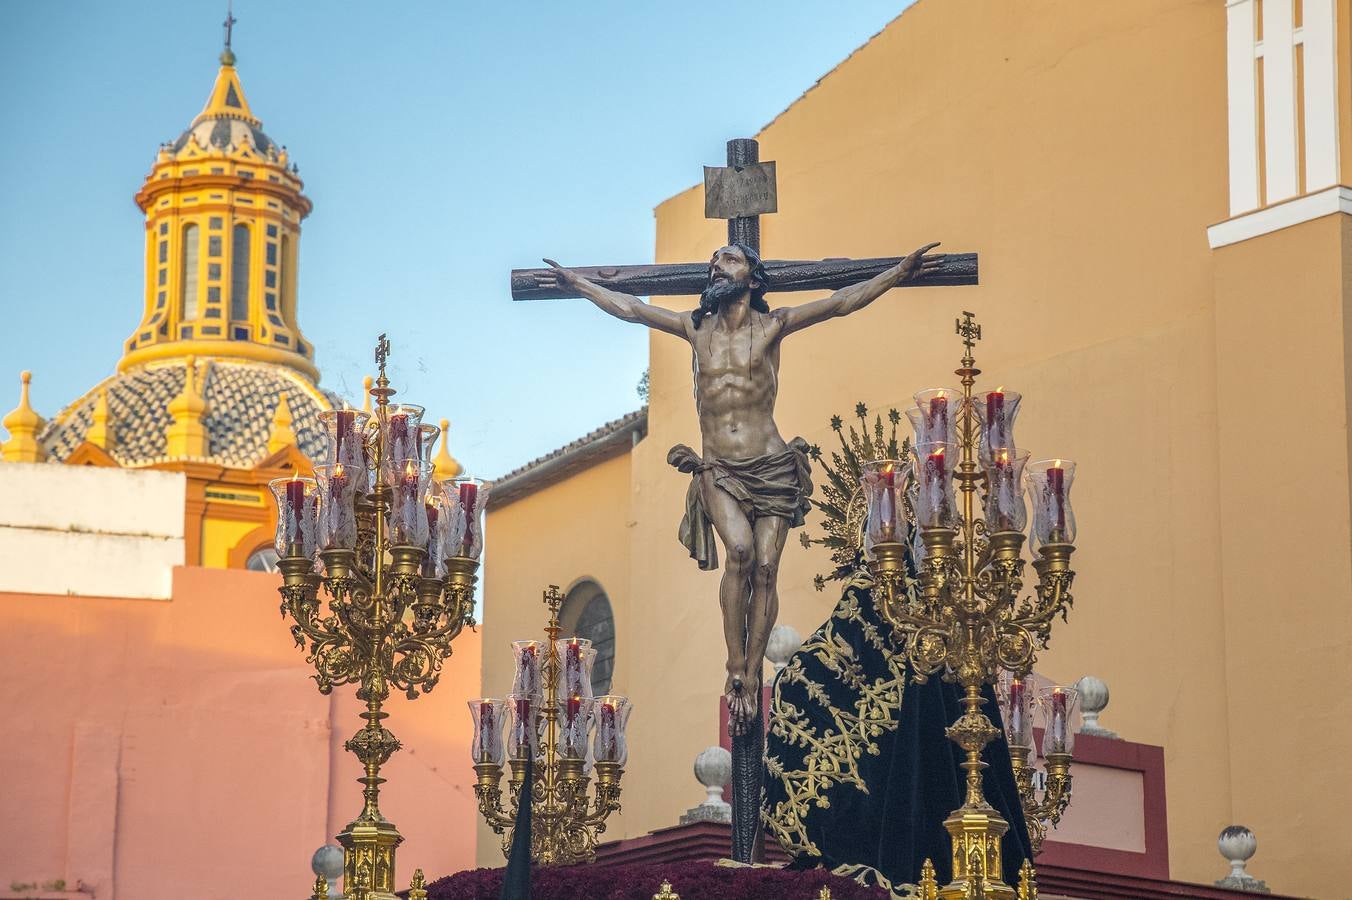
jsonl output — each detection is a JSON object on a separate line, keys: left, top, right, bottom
{"left": 0, "top": 1, "right": 909, "bottom": 477}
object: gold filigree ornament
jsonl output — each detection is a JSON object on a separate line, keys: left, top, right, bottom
{"left": 800, "top": 403, "right": 913, "bottom": 588}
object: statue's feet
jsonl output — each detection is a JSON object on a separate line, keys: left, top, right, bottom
{"left": 726, "top": 674, "right": 761, "bottom": 737}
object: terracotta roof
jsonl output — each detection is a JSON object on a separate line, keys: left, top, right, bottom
{"left": 489, "top": 408, "right": 647, "bottom": 510}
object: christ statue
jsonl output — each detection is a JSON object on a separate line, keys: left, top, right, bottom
{"left": 537, "top": 241, "right": 943, "bottom": 733}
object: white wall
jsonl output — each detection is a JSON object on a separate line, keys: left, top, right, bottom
{"left": 0, "top": 463, "right": 185, "bottom": 599}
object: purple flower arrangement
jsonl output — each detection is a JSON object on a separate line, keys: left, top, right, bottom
{"left": 424, "top": 860, "right": 891, "bottom": 899}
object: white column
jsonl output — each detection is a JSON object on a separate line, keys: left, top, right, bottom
{"left": 1261, "top": 0, "right": 1300, "bottom": 203}
{"left": 1301, "top": 0, "right": 1340, "bottom": 191}
{"left": 1226, "top": 0, "right": 1260, "bottom": 214}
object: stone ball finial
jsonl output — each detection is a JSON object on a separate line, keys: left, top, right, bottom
{"left": 1216, "top": 825, "right": 1269, "bottom": 892}
{"left": 1074, "top": 675, "right": 1119, "bottom": 739}
{"left": 311, "top": 844, "right": 343, "bottom": 895}
{"left": 766, "top": 623, "right": 803, "bottom": 673}
{"left": 680, "top": 746, "right": 732, "bottom": 825}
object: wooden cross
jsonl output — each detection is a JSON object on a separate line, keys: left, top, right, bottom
{"left": 510, "top": 137, "right": 977, "bottom": 302}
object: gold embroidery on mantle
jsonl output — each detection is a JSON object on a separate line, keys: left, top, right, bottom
{"left": 764, "top": 577, "right": 907, "bottom": 859}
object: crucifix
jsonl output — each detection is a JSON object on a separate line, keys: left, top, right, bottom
{"left": 513, "top": 138, "right": 977, "bottom": 863}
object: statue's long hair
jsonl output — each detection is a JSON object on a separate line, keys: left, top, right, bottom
{"left": 692, "top": 242, "right": 771, "bottom": 330}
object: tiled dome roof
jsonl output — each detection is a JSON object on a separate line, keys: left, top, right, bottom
{"left": 39, "top": 359, "right": 339, "bottom": 468}
{"left": 170, "top": 116, "right": 277, "bottom": 158}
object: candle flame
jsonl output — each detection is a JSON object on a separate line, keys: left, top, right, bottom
{"left": 998, "top": 449, "right": 1009, "bottom": 463}
{"left": 291, "top": 468, "right": 301, "bottom": 481}
{"left": 936, "top": 390, "right": 946, "bottom": 399}
{"left": 995, "top": 386, "right": 1004, "bottom": 393}
{"left": 333, "top": 462, "right": 344, "bottom": 477}
{"left": 930, "top": 447, "right": 945, "bottom": 458}
{"left": 1053, "top": 459, "right": 1063, "bottom": 468}
{"left": 404, "top": 458, "right": 418, "bottom": 476}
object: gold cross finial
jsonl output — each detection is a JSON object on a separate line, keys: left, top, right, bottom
{"left": 956, "top": 311, "right": 982, "bottom": 353}
{"left": 544, "top": 584, "right": 564, "bottom": 616}
{"left": 375, "top": 333, "right": 390, "bottom": 377}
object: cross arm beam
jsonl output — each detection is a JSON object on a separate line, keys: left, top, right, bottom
{"left": 510, "top": 253, "right": 977, "bottom": 301}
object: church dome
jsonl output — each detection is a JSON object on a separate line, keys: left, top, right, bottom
{"left": 169, "top": 115, "right": 278, "bottom": 160}
{"left": 39, "top": 358, "right": 338, "bottom": 468}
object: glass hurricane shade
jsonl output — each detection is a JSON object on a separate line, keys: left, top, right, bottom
{"left": 1027, "top": 459, "right": 1077, "bottom": 547}
{"left": 913, "top": 440, "right": 958, "bottom": 529}
{"left": 506, "top": 692, "right": 539, "bottom": 761}
{"left": 557, "top": 638, "right": 596, "bottom": 700}
{"left": 469, "top": 698, "right": 507, "bottom": 765}
{"left": 422, "top": 492, "right": 451, "bottom": 578}
{"left": 444, "top": 476, "right": 489, "bottom": 560}
{"left": 379, "top": 404, "right": 426, "bottom": 486}
{"left": 974, "top": 388, "right": 1021, "bottom": 466}
{"left": 510, "top": 641, "right": 543, "bottom": 699}
{"left": 1038, "top": 685, "right": 1081, "bottom": 756}
{"left": 558, "top": 695, "right": 594, "bottom": 760}
{"left": 908, "top": 387, "right": 961, "bottom": 446}
{"left": 317, "top": 409, "right": 371, "bottom": 474}
{"left": 269, "top": 475, "right": 318, "bottom": 558}
{"left": 999, "top": 673, "right": 1035, "bottom": 751}
{"left": 313, "top": 463, "right": 359, "bottom": 552}
{"left": 592, "top": 694, "right": 632, "bottom": 765}
{"left": 984, "top": 449, "right": 1030, "bottom": 533}
{"left": 386, "top": 460, "right": 434, "bottom": 548}
{"left": 860, "top": 459, "right": 907, "bottom": 560}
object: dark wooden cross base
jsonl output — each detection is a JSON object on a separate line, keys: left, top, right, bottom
{"left": 512, "top": 137, "right": 978, "bottom": 864}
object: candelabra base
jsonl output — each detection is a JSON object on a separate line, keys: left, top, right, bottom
{"left": 337, "top": 814, "right": 404, "bottom": 900}
{"left": 937, "top": 804, "right": 1016, "bottom": 900}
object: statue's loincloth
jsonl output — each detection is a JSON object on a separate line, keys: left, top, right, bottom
{"left": 666, "top": 438, "right": 814, "bottom": 571}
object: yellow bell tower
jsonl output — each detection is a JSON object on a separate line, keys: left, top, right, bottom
{"left": 120, "top": 39, "right": 316, "bottom": 380}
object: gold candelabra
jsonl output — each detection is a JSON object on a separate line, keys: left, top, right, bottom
{"left": 863, "top": 313, "right": 1079, "bottom": 900}
{"left": 472, "top": 586, "right": 628, "bottom": 865}
{"left": 276, "top": 336, "right": 484, "bottom": 900}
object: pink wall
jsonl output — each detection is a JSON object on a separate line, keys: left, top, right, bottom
{"left": 2, "top": 566, "right": 481, "bottom": 898}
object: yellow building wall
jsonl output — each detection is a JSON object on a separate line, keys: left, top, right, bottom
{"left": 487, "top": 0, "right": 1351, "bottom": 894}
{"left": 479, "top": 451, "right": 634, "bottom": 867}
{"left": 1210, "top": 214, "right": 1352, "bottom": 888}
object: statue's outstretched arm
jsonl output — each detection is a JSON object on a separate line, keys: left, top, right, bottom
{"left": 539, "top": 259, "right": 687, "bottom": 338}
{"left": 778, "top": 242, "right": 944, "bottom": 336}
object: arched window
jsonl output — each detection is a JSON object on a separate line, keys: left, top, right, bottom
{"left": 230, "top": 223, "right": 251, "bottom": 321}
{"left": 180, "top": 223, "right": 200, "bottom": 320}
{"left": 245, "top": 546, "right": 280, "bottom": 573}
{"left": 280, "top": 233, "right": 295, "bottom": 323}
{"left": 561, "top": 579, "right": 616, "bottom": 695}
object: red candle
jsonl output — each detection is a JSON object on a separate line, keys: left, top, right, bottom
{"left": 387, "top": 413, "right": 410, "bottom": 464}
{"left": 925, "top": 446, "right": 946, "bottom": 482}
{"left": 513, "top": 696, "right": 533, "bottom": 757}
{"left": 566, "top": 694, "right": 582, "bottom": 723}
{"left": 1050, "top": 687, "right": 1068, "bottom": 750}
{"left": 877, "top": 465, "right": 897, "bottom": 541}
{"left": 477, "top": 701, "right": 495, "bottom": 761}
{"left": 459, "top": 481, "right": 480, "bottom": 550}
{"left": 286, "top": 474, "right": 305, "bottom": 520}
{"left": 600, "top": 701, "right": 618, "bottom": 760}
{"left": 1008, "top": 678, "right": 1025, "bottom": 740}
{"left": 928, "top": 392, "right": 949, "bottom": 439}
{"left": 986, "top": 388, "right": 1006, "bottom": 450}
{"left": 1047, "top": 461, "right": 1066, "bottom": 533}
{"left": 336, "top": 409, "right": 355, "bottom": 457}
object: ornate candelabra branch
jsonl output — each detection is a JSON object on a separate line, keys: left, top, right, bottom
{"left": 275, "top": 335, "right": 487, "bottom": 900}
{"left": 471, "top": 586, "right": 630, "bottom": 865}
{"left": 860, "top": 313, "right": 1080, "bottom": 900}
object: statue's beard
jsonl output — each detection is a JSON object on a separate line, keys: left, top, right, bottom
{"left": 700, "top": 275, "right": 747, "bottom": 310}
